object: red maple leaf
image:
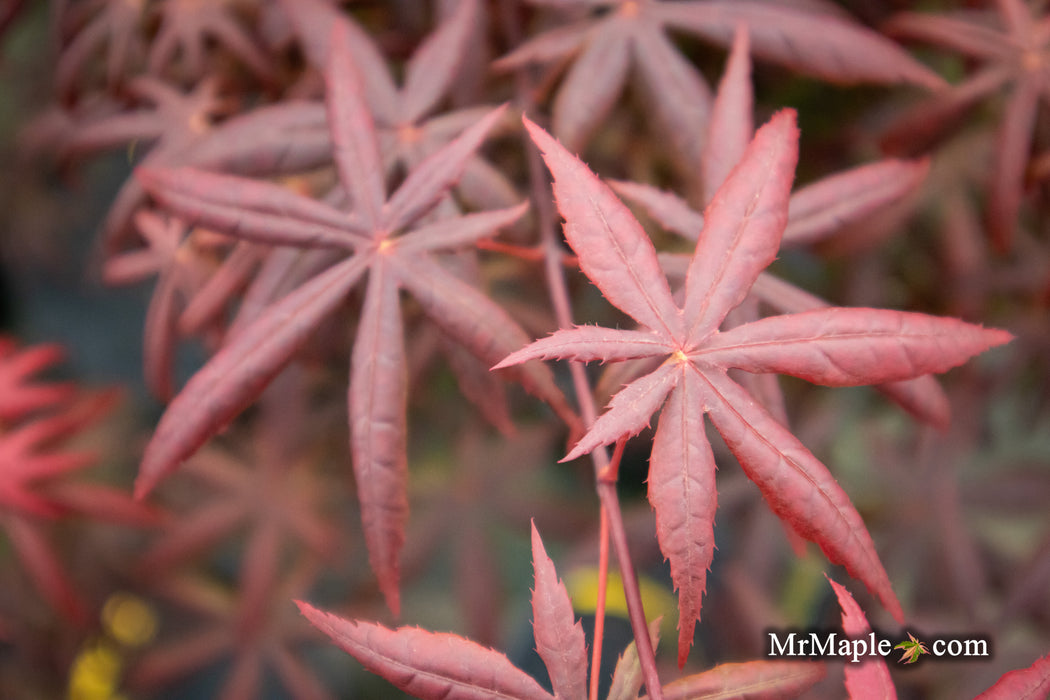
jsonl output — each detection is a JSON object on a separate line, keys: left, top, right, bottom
{"left": 496, "top": 111, "right": 1012, "bottom": 667}
{"left": 0, "top": 337, "right": 157, "bottom": 624}
{"left": 134, "top": 21, "right": 575, "bottom": 617}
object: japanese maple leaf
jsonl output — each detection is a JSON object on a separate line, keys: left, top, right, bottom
{"left": 496, "top": 0, "right": 943, "bottom": 172}
{"left": 496, "top": 112, "right": 1012, "bottom": 667}
{"left": 0, "top": 338, "right": 157, "bottom": 622}
{"left": 884, "top": 0, "right": 1050, "bottom": 250}
{"left": 134, "top": 23, "right": 573, "bottom": 616}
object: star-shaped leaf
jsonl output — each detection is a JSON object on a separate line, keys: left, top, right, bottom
{"left": 0, "top": 337, "right": 158, "bottom": 622}
{"left": 497, "top": 112, "right": 1012, "bottom": 667}
{"left": 135, "top": 22, "right": 574, "bottom": 617}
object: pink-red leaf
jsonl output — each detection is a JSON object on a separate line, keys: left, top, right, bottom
{"left": 394, "top": 254, "right": 578, "bottom": 430}
{"left": 649, "top": 367, "right": 716, "bottom": 668}
{"left": 883, "top": 11, "right": 1011, "bottom": 61}
{"left": 783, "top": 158, "right": 930, "bottom": 246}
{"left": 136, "top": 255, "right": 368, "bottom": 498}
{"left": 564, "top": 361, "right": 679, "bottom": 462}
{"left": 495, "top": 326, "right": 671, "bottom": 368}
{"left": 702, "top": 23, "right": 752, "bottom": 203}
{"left": 297, "top": 602, "right": 556, "bottom": 700}
{"left": 493, "top": 19, "right": 592, "bottom": 72}
{"left": 988, "top": 73, "right": 1039, "bottom": 252}
{"left": 396, "top": 202, "right": 529, "bottom": 255}
{"left": 828, "top": 577, "right": 897, "bottom": 700}
{"left": 0, "top": 340, "right": 74, "bottom": 421}
{"left": 142, "top": 267, "right": 179, "bottom": 402}
{"left": 974, "top": 652, "right": 1050, "bottom": 700}
{"left": 683, "top": 110, "right": 798, "bottom": 344}
{"left": 530, "top": 522, "right": 587, "bottom": 700}
{"left": 280, "top": 0, "right": 399, "bottom": 117}
{"left": 655, "top": 1, "right": 946, "bottom": 89}
{"left": 607, "top": 617, "right": 661, "bottom": 700}
{"left": 697, "top": 308, "right": 1013, "bottom": 387}
{"left": 609, "top": 180, "right": 704, "bottom": 241}
{"left": 630, "top": 21, "right": 712, "bottom": 178}
{"left": 699, "top": 369, "right": 903, "bottom": 622}
{"left": 525, "top": 117, "right": 680, "bottom": 339}
{"left": 137, "top": 166, "right": 365, "bottom": 248}
{"left": 655, "top": 660, "right": 826, "bottom": 700}
{"left": 747, "top": 274, "right": 953, "bottom": 429}
{"left": 350, "top": 261, "right": 407, "bottom": 617}
{"left": 384, "top": 106, "right": 509, "bottom": 232}
{"left": 5, "top": 514, "right": 86, "bottom": 623}
{"left": 552, "top": 20, "right": 631, "bottom": 154}
{"left": 327, "top": 23, "right": 386, "bottom": 227}
{"left": 401, "top": 0, "right": 478, "bottom": 123}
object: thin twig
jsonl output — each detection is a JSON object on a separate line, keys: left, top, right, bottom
{"left": 495, "top": 4, "right": 665, "bottom": 695}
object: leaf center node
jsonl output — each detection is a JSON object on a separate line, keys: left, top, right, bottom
{"left": 1021, "top": 49, "right": 1046, "bottom": 73}
{"left": 396, "top": 123, "right": 422, "bottom": 145}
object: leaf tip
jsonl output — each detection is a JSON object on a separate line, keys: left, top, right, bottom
{"left": 295, "top": 599, "right": 345, "bottom": 640}
{"left": 132, "top": 469, "right": 159, "bottom": 501}
{"left": 986, "top": 327, "right": 1015, "bottom": 348}
{"left": 560, "top": 443, "right": 585, "bottom": 463}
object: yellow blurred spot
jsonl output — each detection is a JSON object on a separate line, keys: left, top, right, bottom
{"left": 67, "top": 641, "right": 121, "bottom": 700}
{"left": 566, "top": 568, "right": 676, "bottom": 630}
{"left": 102, "top": 593, "right": 157, "bottom": 648}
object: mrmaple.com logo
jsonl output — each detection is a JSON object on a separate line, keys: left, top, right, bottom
{"left": 766, "top": 629, "right": 992, "bottom": 664}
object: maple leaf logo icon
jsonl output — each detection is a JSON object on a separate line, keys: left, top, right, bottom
{"left": 895, "top": 633, "right": 930, "bottom": 664}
